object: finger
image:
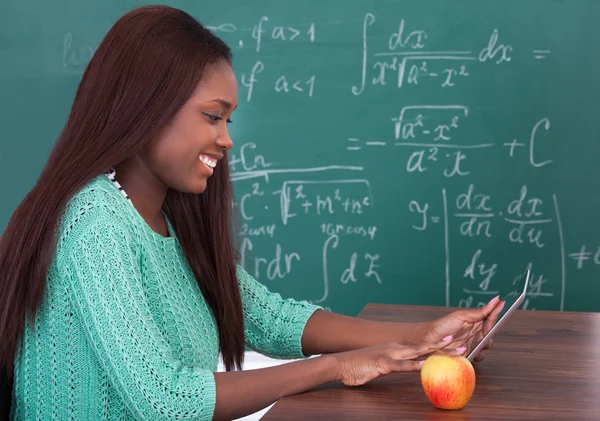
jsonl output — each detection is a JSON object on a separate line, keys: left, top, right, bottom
{"left": 473, "top": 352, "right": 485, "bottom": 362}
{"left": 483, "top": 301, "right": 505, "bottom": 334}
{"left": 456, "top": 295, "right": 501, "bottom": 326}
{"left": 388, "top": 358, "right": 424, "bottom": 372}
{"left": 483, "top": 338, "right": 494, "bottom": 350}
{"left": 417, "top": 345, "right": 468, "bottom": 361}
{"left": 417, "top": 336, "right": 455, "bottom": 354}
{"left": 394, "top": 336, "right": 455, "bottom": 360}
{"left": 445, "top": 346, "right": 468, "bottom": 356}
{"left": 462, "top": 295, "right": 501, "bottom": 323}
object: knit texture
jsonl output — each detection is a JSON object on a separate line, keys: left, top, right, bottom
{"left": 10, "top": 174, "right": 322, "bottom": 420}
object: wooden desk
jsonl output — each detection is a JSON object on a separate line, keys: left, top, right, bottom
{"left": 261, "top": 304, "right": 600, "bottom": 420}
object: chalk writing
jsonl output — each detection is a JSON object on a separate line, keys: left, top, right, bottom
{"left": 569, "top": 246, "right": 600, "bottom": 269}
{"left": 347, "top": 110, "right": 555, "bottom": 178}
{"left": 40, "top": 5, "right": 598, "bottom": 317}
{"left": 206, "top": 23, "right": 237, "bottom": 33}
{"left": 320, "top": 233, "right": 383, "bottom": 302}
{"left": 533, "top": 49, "right": 551, "bottom": 60}
{"left": 275, "top": 74, "right": 316, "bottom": 97}
{"left": 62, "top": 33, "right": 96, "bottom": 68}
{"left": 463, "top": 249, "right": 497, "bottom": 291}
{"left": 392, "top": 105, "right": 468, "bottom": 142}
{"left": 194, "top": 9, "right": 592, "bottom": 315}
{"left": 408, "top": 186, "right": 566, "bottom": 309}
{"left": 252, "top": 16, "right": 315, "bottom": 53}
{"left": 504, "top": 118, "right": 553, "bottom": 168}
{"left": 240, "top": 61, "right": 317, "bottom": 101}
{"left": 229, "top": 142, "right": 273, "bottom": 173}
{"left": 241, "top": 61, "right": 265, "bottom": 102}
{"left": 349, "top": 12, "right": 552, "bottom": 95}
{"left": 506, "top": 185, "right": 549, "bottom": 248}
{"left": 340, "top": 251, "right": 383, "bottom": 285}
{"left": 229, "top": 148, "right": 378, "bottom": 304}
{"left": 240, "top": 238, "right": 300, "bottom": 281}
{"left": 276, "top": 180, "right": 372, "bottom": 226}
{"left": 239, "top": 223, "right": 277, "bottom": 238}
{"left": 478, "top": 29, "right": 512, "bottom": 64}
{"left": 320, "top": 223, "right": 378, "bottom": 241}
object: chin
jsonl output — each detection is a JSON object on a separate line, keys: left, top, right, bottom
{"left": 175, "top": 177, "right": 207, "bottom": 195}
{"left": 189, "top": 180, "right": 208, "bottom": 194}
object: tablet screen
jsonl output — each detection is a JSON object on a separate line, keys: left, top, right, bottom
{"left": 467, "top": 269, "right": 530, "bottom": 361}
{"left": 497, "top": 270, "right": 529, "bottom": 319}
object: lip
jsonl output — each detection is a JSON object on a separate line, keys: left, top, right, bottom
{"left": 200, "top": 152, "right": 224, "bottom": 161}
{"left": 198, "top": 152, "right": 221, "bottom": 177}
{"left": 198, "top": 158, "right": 215, "bottom": 176}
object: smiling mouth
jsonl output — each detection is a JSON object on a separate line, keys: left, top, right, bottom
{"left": 199, "top": 154, "right": 217, "bottom": 169}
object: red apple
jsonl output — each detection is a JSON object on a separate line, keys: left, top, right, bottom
{"left": 420, "top": 353, "right": 476, "bottom": 410}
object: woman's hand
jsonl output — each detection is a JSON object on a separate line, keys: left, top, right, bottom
{"left": 420, "top": 295, "right": 505, "bottom": 362}
{"left": 330, "top": 337, "right": 466, "bottom": 387}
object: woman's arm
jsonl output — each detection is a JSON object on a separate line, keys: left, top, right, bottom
{"left": 300, "top": 309, "right": 430, "bottom": 355}
{"left": 64, "top": 208, "right": 445, "bottom": 421}
{"left": 213, "top": 335, "right": 457, "bottom": 421}
{"left": 213, "top": 354, "right": 337, "bottom": 421}
{"left": 300, "top": 298, "right": 505, "bottom": 361}
{"left": 63, "top": 213, "right": 340, "bottom": 420}
{"left": 236, "top": 267, "right": 429, "bottom": 358}
{"left": 236, "top": 266, "right": 324, "bottom": 359}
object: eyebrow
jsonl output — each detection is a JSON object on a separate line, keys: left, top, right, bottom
{"left": 208, "top": 98, "right": 236, "bottom": 111}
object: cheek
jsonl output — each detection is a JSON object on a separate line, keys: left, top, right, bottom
{"left": 152, "top": 125, "right": 201, "bottom": 167}
{"left": 144, "top": 141, "right": 199, "bottom": 192}
{"left": 148, "top": 140, "right": 188, "bottom": 171}
{"left": 144, "top": 115, "right": 217, "bottom": 183}
{"left": 141, "top": 133, "right": 195, "bottom": 187}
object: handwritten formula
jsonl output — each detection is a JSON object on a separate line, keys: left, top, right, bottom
{"left": 58, "top": 3, "right": 599, "bottom": 314}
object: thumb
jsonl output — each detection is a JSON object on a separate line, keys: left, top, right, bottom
{"left": 462, "top": 295, "right": 500, "bottom": 322}
{"left": 389, "top": 358, "right": 423, "bottom": 373}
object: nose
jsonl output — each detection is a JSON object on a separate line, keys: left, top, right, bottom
{"left": 217, "top": 129, "right": 233, "bottom": 151}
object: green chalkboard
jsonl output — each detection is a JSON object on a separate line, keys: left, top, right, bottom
{"left": 1, "top": 0, "right": 599, "bottom": 317}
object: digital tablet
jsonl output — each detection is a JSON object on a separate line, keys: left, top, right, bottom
{"left": 466, "top": 268, "right": 531, "bottom": 362}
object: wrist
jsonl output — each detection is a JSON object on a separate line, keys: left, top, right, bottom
{"left": 319, "top": 354, "right": 342, "bottom": 383}
{"left": 405, "top": 321, "right": 433, "bottom": 345}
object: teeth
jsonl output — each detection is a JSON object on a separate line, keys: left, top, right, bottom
{"left": 199, "top": 154, "right": 217, "bottom": 168}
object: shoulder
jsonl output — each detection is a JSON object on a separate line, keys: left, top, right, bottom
{"left": 55, "top": 174, "right": 138, "bottom": 252}
{"left": 235, "top": 264, "right": 260, "bottom": 285}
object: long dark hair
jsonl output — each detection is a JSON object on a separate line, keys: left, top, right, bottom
{"left": 0, "top": 4, "right": 245, "bottom": 410}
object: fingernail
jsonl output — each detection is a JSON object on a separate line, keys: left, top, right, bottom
{"left": 442, "top": 335, "right": 453, "bottom": 342}
{"left": 419, "top": 360, "right": 425, "bottom": 366}
{"left": 488, "top": 295, "right": 499, "bottom": 304}
{"left": 456, "top": 347, "right": 467, "bottom": 353}
{"left": 499, "top": 301, "right": 506, "bottom": 311}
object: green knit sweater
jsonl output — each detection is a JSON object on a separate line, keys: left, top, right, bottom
{"left": 11, "top": 174, "right": 322, "bottom": 420}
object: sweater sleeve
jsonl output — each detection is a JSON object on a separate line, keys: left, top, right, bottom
{"left": 60, "top": 220, "right": 217, "bottom": 421}
{"left": 236, "top": 266, "right": 323, "bottom": 359}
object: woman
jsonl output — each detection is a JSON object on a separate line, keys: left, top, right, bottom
{"left": 0, "top": 5, "right": 503, "bottom": 421}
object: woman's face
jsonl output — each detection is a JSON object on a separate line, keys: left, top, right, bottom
{"left": 141, "top": 60, "right": 238, "bottom": 194}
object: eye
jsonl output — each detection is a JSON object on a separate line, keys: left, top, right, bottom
{"left": 202, "top": 112, "right": 233, "bottom": 125}
{"left": 202, "top": 112, "right": 221, "bottom": 123}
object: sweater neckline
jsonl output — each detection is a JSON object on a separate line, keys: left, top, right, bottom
{"left": 100, "top": 171, "right": 177, "bottom": 244}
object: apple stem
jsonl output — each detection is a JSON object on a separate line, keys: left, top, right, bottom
{"left": 434, "top": 348, "right": 446, "bottom": 356}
